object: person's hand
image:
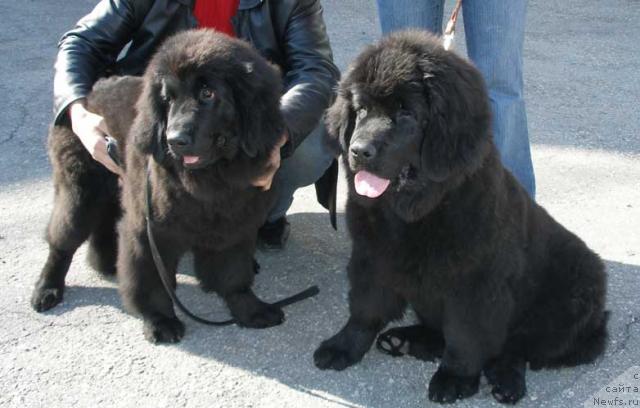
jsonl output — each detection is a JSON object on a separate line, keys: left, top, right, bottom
{"left": 252, "top": 133, "right": 288, "bottom": 191}
{"left": 69, "top": 100, "right": 123, "bottom": 176}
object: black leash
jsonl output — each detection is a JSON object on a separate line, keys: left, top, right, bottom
{"left": 144, "top": 162, "right": 319, "bottom": 326}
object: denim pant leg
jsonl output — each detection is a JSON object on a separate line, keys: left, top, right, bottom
{"left": 376, "top": 0, "right": 445, "bottom": 34}
{"left": 376, "top": 0, "right": 536, "bottom": 198}
{"left": 268, "top": 122, "right": 335, "bottom": 222}
{"left": 463, "top": 0, "right": 535, "bottom": 197}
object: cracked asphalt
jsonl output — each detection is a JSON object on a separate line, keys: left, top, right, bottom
{"left": 1, "top": 0, "right": 639, "bottom": 407}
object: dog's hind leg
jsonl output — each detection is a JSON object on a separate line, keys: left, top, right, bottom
{"left": 194, "top": 241, "right": 284, "bottom": 329}
{"left": 524, "top": 237, "right": 608, "bottom": 370}
{"left": 527, "top": 306, "right": 609, "bottom": 370}
{"left": 87, "top": 196, "right": 120, "bottom": 277}
{"left": 427, "top": 289, "right": 513, "bottom": 404}
{"left": 545, "top": 312, "right": 609, "bottom": 368}
{"left": 32, "top": 183, "right": 103, "bottom": 312}
{"left": 118, "top": 225, "right": 185, "bottom": 343}
{"left": 376, "top": 324, "right": 444, "bottom": 361}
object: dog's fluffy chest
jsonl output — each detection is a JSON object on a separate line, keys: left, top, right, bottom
{"left": 146, "top": 176, "right": 272, "bottom": 249}
{"left": 350, "top": 201, "right": 471, "bottom": 301}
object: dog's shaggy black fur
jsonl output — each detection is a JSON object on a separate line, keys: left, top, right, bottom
{"left": 32, "top": 30, "right": 286, "bottom": 343}
{"left": 314, "top": 31, "right": 608, "bottom": 404}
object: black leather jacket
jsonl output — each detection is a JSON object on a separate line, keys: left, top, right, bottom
{"left": 53, "top": 0, "right": 339, "bottom": 152}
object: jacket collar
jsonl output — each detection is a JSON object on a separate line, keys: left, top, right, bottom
{"left": 176, "top": 0, "right": 262, "bottom": 10}
{"left": 238, "top": 0, "right": 263, "bottom": 10}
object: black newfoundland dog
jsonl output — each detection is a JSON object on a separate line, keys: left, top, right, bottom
{"left": 314, "top": 31, "right": 608, "bottom": 404}
{"left": 32, "top": 30, "right": 287, "bottom": 342}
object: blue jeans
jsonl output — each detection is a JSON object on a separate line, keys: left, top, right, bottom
{"left": 269, "top": 122, "right": 335, "bottom": 221}
{"left": 376, "top": 0, "right": 536, "bottom": 197}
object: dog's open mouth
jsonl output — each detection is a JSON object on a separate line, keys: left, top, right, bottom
{"left": 354, "top": 170, "right": 391, "bottom": 198}
{"left": 183, "top": 155, "right": 200, "bottom": 165}
{"left": 180, "top": 155, "right": 216, "bottom": 170}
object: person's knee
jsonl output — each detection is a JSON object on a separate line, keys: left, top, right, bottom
{"left": 280, "top": 123, "right": 334, "bottom": 188}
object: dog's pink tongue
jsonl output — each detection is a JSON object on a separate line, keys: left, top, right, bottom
{"left": 183, "top": 156, "right": 200, "bottom": 165}
{"left": 354, "top": 171, "right": 390, "bottom": 198}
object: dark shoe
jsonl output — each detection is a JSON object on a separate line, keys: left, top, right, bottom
{"left": 258, "top": 217, "right": 290, "bottom": 251}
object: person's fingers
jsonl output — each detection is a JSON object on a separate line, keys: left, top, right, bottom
{"left": 69, "top": 104, "right": 122, "bottom": 176}
{"left": 105, "top": 158, "right": 124, "bottom": 177}
{"left": 91, "top": 134, "right": 108, "bottom": 154}
{"left": 95, "top": 117, "right": 109, "bottom": 135}
{"left": 260, "top": 174, "right": 273, "bottom": 191}
{"left": 91, "top": 137, "right": 123, "bottom": 176}
{"left": 254, "top": 176, "right": 268, "bottom": 187}
{"left": 253, "top": 169, "right": 273, "bottom": 190}
{"left": 276, "top": 134, "right": 288, "bottom": 148}
{"left": 269, "top": 156, "right": 280, "bottom": 171}
{"left": 272, "top": 137, "right": 287, "bottom": 162}
{"left": 75, "top": 120, "right": 106, "bottom": 153}
{"left": 104, "top": 158, "right": 124, "bottom": 177}
{"left": 251, "top": 137, "right": 286, "bottom": 189}
{"left": 94, "top": 148, "right": 123, "bottom": 176}
{"left": 268, "top": 144, "right": 282, "bottom": 169}
{"left": 258, "top": 167, "right": 277, "bottom": 191}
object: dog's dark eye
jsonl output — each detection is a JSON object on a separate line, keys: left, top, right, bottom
{"left": 216, "top": 136, "right": 227, "bottom": 148}
{"left": 199, "top": 86, "right": 215, "bottom": 101}
{"left": 397, "top": 103, "right": 413, "bottom": 118}
{"left": 160, "top": 87, "right": 172, "bottom": 104}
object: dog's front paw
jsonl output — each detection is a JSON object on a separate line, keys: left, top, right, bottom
{"left": 236, "top": 303, "right": 284, "bottom": 329}
{"left": 485, "top": 365, "right": 526, "bottom": 404}
{"left": 428, "top": 367, "right": 479, "bottom": 404}
{"left": 490, "top": 379, "right": 526, "bottom": 405}
{"left": 314, "top": 335, "right": 364, "bottom": 371}
{"left": 143, "top": 317, "right": 185, "bottom": 344}
{"left": 31, "top": 284, "right": 64, "bottom": 312}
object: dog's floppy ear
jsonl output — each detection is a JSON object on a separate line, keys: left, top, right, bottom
{"left": 419, "top": 56, "right": 492, "bottom": 182}
{"left": 319, "top": 87, "right": 353, "bottom": 231}
{"left": 132, "top": 78, "right": 167, "bottom": 163}
{"left": 325, "top": 88, "right": 355, "bottom": 155}
{"left": 234, "top": 59, "right": 284, "bottom": 158}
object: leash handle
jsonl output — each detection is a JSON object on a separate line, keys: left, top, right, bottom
{"left": 443, "top": 0, "right": 463, "bottom": 50}
{"left": 105, "top": 136, "right": 122, "bottom": 167}
{"left": 145, "top": 163, "right": 319, "bottom": 326}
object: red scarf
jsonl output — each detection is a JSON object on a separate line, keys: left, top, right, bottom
{"left": 193, "top": 0, "right": 240, "bottom": 37}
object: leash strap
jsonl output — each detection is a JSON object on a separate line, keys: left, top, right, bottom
{"left": 105, "top": 137, "right": 122, "bottom": 167}
{"left": 443, "top": 0, "right": 463, "bottom": 51}
{"left": 144, "top": 162, "right": 319, "bottom": 326}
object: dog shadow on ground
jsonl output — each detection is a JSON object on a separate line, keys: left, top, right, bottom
{"left": 164, "top": 212, "right": 640, "bottom": 407}
{"left": 32, "top": 211, "right": 640, "bottom": 407}
{"left": 41, "top": 285, "right": 121, "bottom": 316}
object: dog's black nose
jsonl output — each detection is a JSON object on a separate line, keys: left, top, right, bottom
{"left": 167, "top": 130, "right": 191, "bottom": 148}
{"left": 350, "top": 140, "right": 377, "bottom": 162}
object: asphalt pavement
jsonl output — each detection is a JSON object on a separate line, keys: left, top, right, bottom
{"left": 1, "top": 0, "right": 639, "bottom": 407}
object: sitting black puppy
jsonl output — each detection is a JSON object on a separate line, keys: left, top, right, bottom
{"left": 32, "top": 30, "right": 286, "bottom": 343}
{"left": 314, "top": 30, "right": 608, "bottom": 405}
